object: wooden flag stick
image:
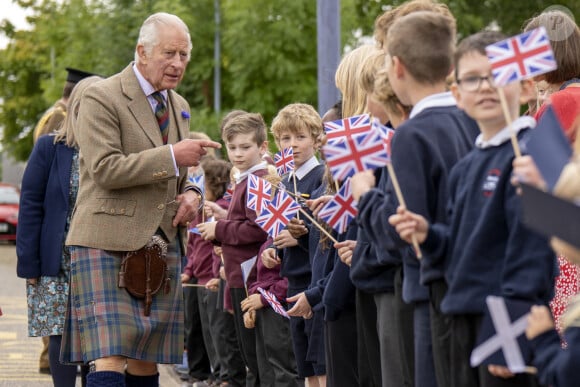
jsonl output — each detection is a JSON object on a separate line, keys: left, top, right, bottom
{"left": 298, "top": 208, "right": 339, "bottom": 244}
{"left": 386, "top": 162, "right": 423, "bottom": 259}
{"left": 182, "top": 283, "right": 207, "bottom": 288}
{"left": 293, "top": 173, "right": 300, "bottom": 220}
{"left": 497, "top": 87, "right": 522, "bottom": 158}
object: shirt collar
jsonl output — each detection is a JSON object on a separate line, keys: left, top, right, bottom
{"left": 132, "top": 64, "right": 168, "bottom": 103}
{"left": 291, "top": 156, "right": 320, "bottom": 180}
{"left": 235, "top": 161, "right": 269, "bottom": 184}
{"left": 475, "top": 116, "right": 536, "bottom": 149}
{"left": 409, "top": 92, "right": 456, "bottom": 119}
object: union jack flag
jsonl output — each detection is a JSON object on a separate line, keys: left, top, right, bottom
{"left": 255, "top": 190, "right": 300, "bottom": 238}
{"left": 188, "top": 173, "right": 205, "bottom": 195}
{"left": 485, "top": 27, "right": 557, "bottom": 86}
{"left": 275, "top": 148, "right": 294, "bottom": 176}
{"left": 322, "top": 128, "right": 390, "bottom": 181}
{"left": 318, "top": 178, "right": 358, "bottom": 234}
{"left": 223, "top": 183, "right": 234, "bottom": 203}
{"left": 246, "top": 174, "right": 272, "bottom": 214}
{"left": 257, "top": 287, "right": 289, "bottom": 319}
{"left": 324, "top": 114, "right": 372, "bottom": 141}
{"left": 371, "top": 117, "right": 395, "bottom": 156}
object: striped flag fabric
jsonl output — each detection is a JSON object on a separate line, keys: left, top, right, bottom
{"left": 255, "top": 190, "right": 300, "bottom": 238}
{"left": 485, "top": 26, "right": 557, "bottom": 86}
{"left": 324, "top": 114, "right": 372, "bottom": 141}
{"left": 246, "top": 174, "right": 272, "bottom": 214}
{"left": 274, "top": 147, "right": 295, "bottom": 176}
{"left": 223, "top": 183, "right": 234, "bottom": 203}
{"left": 322, "top": 127, "right": 390, "bottom": 181}
{"left": 257, "top": 287, "right": 289, "bottom": 319}
{"left": 371, "top": 117, "right": 395, "bottom": 156}
{"left": 318, "top": 178, "right": 358, "bottom": 234}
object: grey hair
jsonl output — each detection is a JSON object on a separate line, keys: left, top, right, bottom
{"left": 134, "top": 12, "right": 192, "bottom": 64}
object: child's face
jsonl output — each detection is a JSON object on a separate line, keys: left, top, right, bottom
{"left": 453, "top": 51, "right": 530, "bottom": 133}
{"left": 277, "top": 128, "right": 318, "bottom": 168}
{"left": 367, "top": 94, "right": 390, "bottom": 125}
{"left": 225, "top": 133, "right": 267, "bottom": 173}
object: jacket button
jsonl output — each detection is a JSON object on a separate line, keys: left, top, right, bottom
{"left": 119, "top": 208, "right": 125, "bottom": 214}
{"left": 110, "top": 209, "right": 115, "bottom": 214}
{"left": 157, "top": 204, "right": 165, "bottom": 210}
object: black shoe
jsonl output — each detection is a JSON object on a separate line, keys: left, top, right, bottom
{"left": 39, "top": 367, "right": 51, "bottom": 375}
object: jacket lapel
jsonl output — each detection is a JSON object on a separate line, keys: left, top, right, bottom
{"left": 56, "top": 144, "right": 74, "bottom": 201}
{"left": 120, "top": 65, "right": 163, "bottom": 147}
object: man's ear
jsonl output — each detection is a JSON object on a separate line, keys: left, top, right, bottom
{"left": 137, "top": 44, "right": 148, "bottom": 63}
{"left": 519, "top": 79, "right": 536, "bottom": 105}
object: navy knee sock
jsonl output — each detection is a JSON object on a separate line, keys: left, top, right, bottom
{"left": 125, "top": 372, "right": 159, "bottom": 387}
{"left": 86, "top": 371, "right": 125, "bottom": 387}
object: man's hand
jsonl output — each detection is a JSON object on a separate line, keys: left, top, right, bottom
{"left": 173, "top": 139, "right": 221, "bottom": 167}
{"left": 197, "top": 221, "right": 217, "bottom": 240}
{"left": 172, "top": 190, "right": 200, "bottom": 227}
{"left": 273, "top": 230, "right": 298, "bottom": 249}
{"left": 335, "top": 240, "right": 357, "bottom": 266}
{"left": 351, "top": 170, "right": 376, "bottom": 201}
{"left": 261, "top": 247, "right": 280, "bottom": 269}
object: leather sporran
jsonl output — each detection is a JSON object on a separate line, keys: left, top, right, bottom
{"left": 118, "top": 235, "right": 171, "bottom": 316}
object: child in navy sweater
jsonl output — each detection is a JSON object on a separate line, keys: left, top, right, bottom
{"left": 262, "top": 103, "right": 326, "bottom": 386}
{"left": 389, "top": 31, "right": 557, "bottom": 387}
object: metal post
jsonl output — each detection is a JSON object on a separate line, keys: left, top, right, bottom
{"left": 317, "top": 0, "right": 341, "bottom": 115}
{"left": 214, "top": 0, "right": 221, "bottom": 115}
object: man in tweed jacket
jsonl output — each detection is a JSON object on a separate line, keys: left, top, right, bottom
{"left": 63, "top": 12, "right": 220, "bottom": 387}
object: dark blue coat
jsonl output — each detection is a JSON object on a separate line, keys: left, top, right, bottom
{"left": 16, "top": 135, "right": 74, "bottom": 278}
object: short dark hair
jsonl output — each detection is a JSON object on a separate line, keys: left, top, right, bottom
{"left": 387, "top": 11, "right": 456, "bottom": 84}
{"left": 221, "top": 112, "right": 267, "bottom": 145}
{"left": 454, "top": 30, "right": 507, "bottom": 80}
{"left": 201, "top": 158, "right": 232, "bottom": 199}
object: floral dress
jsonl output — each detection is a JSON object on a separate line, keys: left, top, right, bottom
{"left": 27, "top": 150, "right": 79, "bottom": 336}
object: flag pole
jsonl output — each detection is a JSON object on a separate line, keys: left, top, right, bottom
{"left": 298, "top": 208, "right": 339, "bottom": 244}
{"left": 386, "top": 162, "right": 423, "bottom": 259}
{"left": 497, "top": 87, "right": 522, "bottom": 158}
{"left": 293, "top": 173, "right": 300, "bottom": 220}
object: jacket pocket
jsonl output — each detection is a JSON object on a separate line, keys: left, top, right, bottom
{"left": 94, "top": 198, "right": 136, "bottom": 217}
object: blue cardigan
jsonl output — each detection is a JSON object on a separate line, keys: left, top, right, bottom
{"left": 16, "top": 135, "right": 74, "bottom": 278}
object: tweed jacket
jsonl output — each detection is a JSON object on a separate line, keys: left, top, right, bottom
{"left": 66, "top": 64, "right": 192, "bottom": 252}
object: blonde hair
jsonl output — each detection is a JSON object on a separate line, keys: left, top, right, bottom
{"left": 374, "top": 0, "right": 456, "bottom": 48}
{"left": 335, "top": 44, "right": 375, "bottom": 117}
{"left": 54, "top": 76, "right": 103, "bottom": 147}
{"left": 373, "top": 68, "right": 412, "bottom": 118}
{"left": 358, "top": 48, "right": 386, "bottom": 95}
{"left": 271, "top": 103, "right": 323, "bottom": 145}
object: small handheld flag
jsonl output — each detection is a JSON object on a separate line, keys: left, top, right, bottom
{"left": 247, "top": 174, "right": 272, "bottom": 214}
{"left": 223, "top": 183, "right": 234, "bottom": 203}
{"left": 371, "top": 117, "right": 395, "bottom": 156}
{"left": 470, "top": 296, "right": 533, "bottom": 373}
{"left": 324, "top": 114, "right": 372, "bottom": 141}
{"left": 322, "top": 128, "right": 390, "bottom": 181}
{"left": 275, "top": 148, "right": 295, "bottom": 176}
{"left": 318, "top": 178, "right": 358, "bottom": 234}
{"left": 240, "top": 256, "right": 257, "bottom": 287}
{"left": 257, "top": 287, "right": 289, "bottom": 318}
{"left": 485, "top": 26, "right": 557, "bottom": 87}
{"left": 255, "top": 190, "right": 300, "bottom": 238}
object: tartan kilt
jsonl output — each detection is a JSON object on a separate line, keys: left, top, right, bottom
{"left": 60, "top": 241, "right": 184, "bottom": 364}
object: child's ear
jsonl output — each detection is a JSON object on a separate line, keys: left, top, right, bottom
{"left": 450, "top": 83, "right": 463, "bottom": 109}
{"left": 519, "top": 79, "right": 536, "bottom": 105}
{"left": 392, "top": 56, "right": 405, "bottom": 79}
{"left": 259, "top": 141, "right": 268, "bottom": 155}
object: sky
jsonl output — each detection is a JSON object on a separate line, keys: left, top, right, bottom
{"left": 0, "top": 2, "right": 32, "bottom": 49}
